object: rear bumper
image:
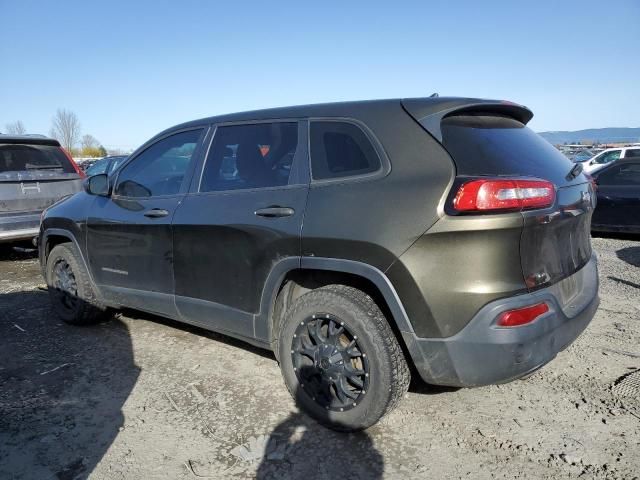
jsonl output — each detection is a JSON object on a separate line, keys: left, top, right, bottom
{"left": 403, "top": 254, "right": 599, "bottom": 387}
{"left": 0, "top": 213, "right": 40, "bottom": 243}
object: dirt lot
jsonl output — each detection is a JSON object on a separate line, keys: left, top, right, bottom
{"left": 0, "top": 237, "right": 639, "bottom": 480}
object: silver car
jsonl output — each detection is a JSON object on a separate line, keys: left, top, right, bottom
{"left": 0, "top": 135, "right": 84, "bottom": 244}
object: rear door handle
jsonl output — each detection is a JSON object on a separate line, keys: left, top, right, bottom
{"left": 254, "top": 207, "right": 295, "bottom": 218}
{"left": 144, "top": 208, "right": 169, "bottom": 218}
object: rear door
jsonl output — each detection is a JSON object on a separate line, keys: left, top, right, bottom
{"left": 86, "top": 128, "right": 206, "bottom": 316}
{"left": 592, "top": 161, "right": 640, "bottom": 230}
{"left": 0, "top": 142, "right": 82, "bottom": 214}
{"left": 172, "top": 121, "right": 308, "bottom": 340}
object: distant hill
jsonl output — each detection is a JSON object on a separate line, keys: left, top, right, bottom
{"left": 538, "top": 128, "right": 640, "bottom": 145}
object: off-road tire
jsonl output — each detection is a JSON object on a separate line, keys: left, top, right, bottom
{"left": 45, "top": 243, "right": 112, "bottom": 325}
{"left": 278, "top": 284, "right": 410, "bottom": 431}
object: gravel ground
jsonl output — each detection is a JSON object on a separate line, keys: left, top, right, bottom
{"left": 0, "top": 236, "right": 639, "bottom": 480}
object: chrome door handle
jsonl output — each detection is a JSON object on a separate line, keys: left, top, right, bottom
{"left": 144, "top": 208, "right": 169, "bottom": 218}
{"left": 254, "top": 207, "right": 295, "bottom": 218}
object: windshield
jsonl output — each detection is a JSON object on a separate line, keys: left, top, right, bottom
{"left": 86, "top": 158, "right": 109, "bottom": 176}
{"left": 0, "top": 144, "right": 74, "bottom": 173}
{"left": 592, "top": 150, "right": 621, "bottom": 165}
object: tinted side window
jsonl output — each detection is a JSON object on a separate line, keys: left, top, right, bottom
{"left": 625, "top": 149, "right": 640, "bottom": 158}
{"left": 114, "top": 129, "right": 203, "bottom": 198}
{"left": 200, "top": 122, "right": 297, "bottom": 192}
{"left": 310, "top": 121, "right": 381, "bottom": 180}
{"left": 597, "top": 162, "right": 640, "bottom": 186}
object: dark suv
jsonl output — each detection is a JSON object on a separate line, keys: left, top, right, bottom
{"left": 39, "top": 98, "right": 599, "bottom": 431}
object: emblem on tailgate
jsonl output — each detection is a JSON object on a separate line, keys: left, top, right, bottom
{"left": 20, "top": 182, "right": 41, "bottom": 194}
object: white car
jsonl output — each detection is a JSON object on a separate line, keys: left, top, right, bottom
{"left": 582, "top": 146, "right": 640, "bottom": 173}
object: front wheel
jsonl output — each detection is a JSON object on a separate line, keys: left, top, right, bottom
{"left": 45, "top": 243, "right": 112, "bottom": 325}
{"left": 277, "top": 285, "right": 410, "bottom": 431}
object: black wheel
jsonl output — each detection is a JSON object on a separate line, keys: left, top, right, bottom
{"left": 278, "top": 285, "right": 410, "bottom": 431}
{"left": 46, "top": 243, "right": 112, "bottom": 325}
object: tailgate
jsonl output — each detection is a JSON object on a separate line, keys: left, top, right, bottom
{"left": 404, "top": 101, "right": 595, "bottom": 292}
{"left": 520, "top": 182, "right": 594, "bottom": 291}
{"left": 0, "top": 175, "right": 82, "bottom": 213}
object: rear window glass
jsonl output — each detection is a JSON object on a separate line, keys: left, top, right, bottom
{"left": 0, "top": 144, "right": 74, "bottom": 173}
{"left": 441, "top": 114, "right": 578, "bottom": 185}
{"left": 310, "top": 122, "right": 381, "bottom": 180}
{"left": 625, "top": 149, "right": 640, "bottom": 158}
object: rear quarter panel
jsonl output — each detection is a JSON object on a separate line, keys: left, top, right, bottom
{"left": 301, "top": 103, "right": 455, "bottom": 270}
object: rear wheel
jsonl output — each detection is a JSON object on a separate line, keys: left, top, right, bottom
{"left": 46, "top": 243, "right": 112, "bottom": 325}
{"left": 277, "top": 284, "right": 410, "bottom": 431}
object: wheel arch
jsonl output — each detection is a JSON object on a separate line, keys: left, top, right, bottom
{"left": 41, "top": 228, "right": 98, "bottom": 292}
{"left": 257, "top": 257, "right": 416, "bottom": 361}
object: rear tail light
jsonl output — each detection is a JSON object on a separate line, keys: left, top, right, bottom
{"left": 497, "top": 302, "right": 549, "bottom": 327}
{"left": 60, "top": 147, "right": 86, "bottom": 178}
{"left": 453, "top": 178, "right": 555, "bottom": 213}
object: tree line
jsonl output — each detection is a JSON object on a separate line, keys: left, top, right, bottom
{"left": 4, "top": 109, "right": 108, "bottom": 158}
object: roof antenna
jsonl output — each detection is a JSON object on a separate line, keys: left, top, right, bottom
{"left": 429, "top": 92, "right": 439, "bottom": 98}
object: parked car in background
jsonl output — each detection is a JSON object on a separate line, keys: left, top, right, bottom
{"left": 567, "top": 149, "right": 595, "bottom": 163}
{"left": 583, "top": 147, "right": 640, "bottom": 173}
{"left": 85, "top": 155, "right": 128, "bottom": 177}
{"left": 591, "top": 158, "right": 640, "bottom": 233}
{"left": 0, "top": 135, "right": 84, "bottom": 246}
{"left": 39, "top": 97, "right": 599, "bottom": 431}
{"left": 78, "top": 158, "right": 98, "bottom": 172}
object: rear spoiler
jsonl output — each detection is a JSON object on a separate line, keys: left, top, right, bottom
{"left": 0, "top": 135, "right": 61, "bottom": 147}
{"left": 402, "top": 97, "right": 533, "bottom": 142}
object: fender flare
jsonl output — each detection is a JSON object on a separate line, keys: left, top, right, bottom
{"left": 255, "top": 256, "right": 415, "bottom": 344}
{"left": 41, "top": 228, "right": 99, "bottom": 293}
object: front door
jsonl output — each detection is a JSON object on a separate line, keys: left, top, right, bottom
{"left": 172, "top": 121, "right": 308, "bottom": 340}
{"left": 86, "top": 128, "right": 206, "bottom": 316}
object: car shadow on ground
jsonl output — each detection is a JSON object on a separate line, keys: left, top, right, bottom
{"left": 615, "top": 246, "right": 640, "bottom": 268}
{"left": 0, "top": 245, "right": 38, "bottom": 262}
{"left": 255, "top": 368, "right": 384, "bottom": 479}
{"left": 0, "top": 289, "right": 139, "bottom": 480}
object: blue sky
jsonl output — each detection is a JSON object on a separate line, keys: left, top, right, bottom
{"left": 1, "top": 0, "right": 638, "bottom": 151}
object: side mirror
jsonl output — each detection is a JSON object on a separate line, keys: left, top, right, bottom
{"left": 84, "top": 174, "right": 110, "bottom": 196}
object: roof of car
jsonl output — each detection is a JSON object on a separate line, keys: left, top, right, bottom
{"left": 0, "top": 134, "right": 60, "bottom": 146}
{"left": 170, "top": 96, "right": 532, "bottom": 131}
{"left": 598, "top": 146, "right": 640, "bottom": 152}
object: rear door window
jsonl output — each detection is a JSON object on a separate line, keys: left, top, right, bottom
{"left": 200, "top": 122, "right": 298, "bottom": 192}
{"left": 0, "top": 144, "right": 74, "bottom": 174}
{"left": 624, "top": 149, "right": 640, "bottom": 158}
{"left": 114, "top": 129, "right": 203, "bottom": 198}
{"left": 310, "top": 121, "right": 381, "bottom": 180}
{"left": 440, "top": 114, "right": 580, "bottom": 186}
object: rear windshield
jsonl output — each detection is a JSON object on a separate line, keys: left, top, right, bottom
{"left": 441, "top": 114, "right": 580, "bottom": 186}
{"left": 0, "top": 144, "right": 74, "bottom": 173}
